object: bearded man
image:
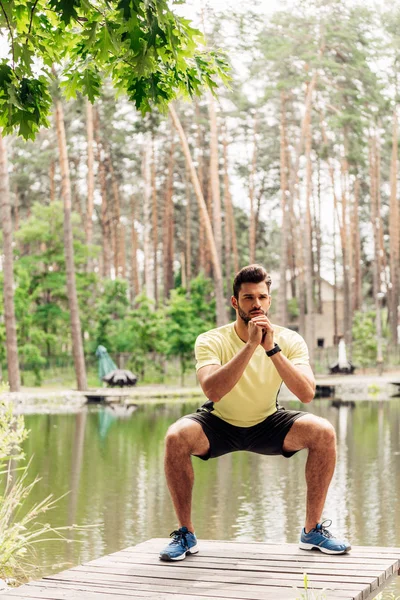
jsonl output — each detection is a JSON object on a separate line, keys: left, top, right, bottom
{"left": 160, "top": 264, "right": 350, "bottom": 561}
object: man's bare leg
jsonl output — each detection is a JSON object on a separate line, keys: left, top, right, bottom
{"left": 283, "top": 414, "right": 336, "bottom": 532}
{"left": 164, "top": 418, "right": 210, "bottom": 533}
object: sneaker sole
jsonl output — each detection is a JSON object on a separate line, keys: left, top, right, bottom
{"left": 299, "top": 542, "right": 351, "bottom": 555}
{"left": 159, "top": 544, "right": 199, "bottom": 562}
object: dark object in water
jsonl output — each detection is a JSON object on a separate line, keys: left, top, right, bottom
{"left": 102, "top": 369, "right": 138, "bottom": 387}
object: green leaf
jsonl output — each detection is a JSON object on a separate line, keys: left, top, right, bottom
{"left": 118, "top": 0, "right": 133, "bottom": 21}
{"left": 82, "top": 68, "right": 101, "bottom": 102}
{"left": 48, "top": 0, "right": 81, "bottom": 25}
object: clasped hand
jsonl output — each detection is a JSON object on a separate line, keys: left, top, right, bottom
{"left": 248, "top": 315, "right": 274, "bottom": 352}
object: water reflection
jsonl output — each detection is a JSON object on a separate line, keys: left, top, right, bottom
{"left": 19, "top": 398, "right": 400, "bottom": 594}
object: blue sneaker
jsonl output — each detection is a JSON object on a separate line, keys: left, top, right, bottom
{"left": 299, "top": 520, "right": 351, "bottom": 554}
{"left": 159, "top": 527, "right": 199, "bottom": 561}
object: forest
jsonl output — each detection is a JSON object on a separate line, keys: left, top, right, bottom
{"left": 1, "top": 0, "right": 400, "bottom": 391}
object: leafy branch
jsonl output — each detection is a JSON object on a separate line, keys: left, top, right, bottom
{"left": 0, "top": 0, "right": 15, "bottom": 70}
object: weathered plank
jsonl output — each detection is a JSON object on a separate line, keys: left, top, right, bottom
{"left": 1, "top": 539, "right": 398, "bottom": 600}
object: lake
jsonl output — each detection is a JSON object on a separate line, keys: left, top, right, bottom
{"left": 20, "top": 397, "right": 400, "bottom": 597}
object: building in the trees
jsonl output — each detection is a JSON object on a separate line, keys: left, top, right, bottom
{"left": 270, "top": 272, "right": 344, "bottom": 349}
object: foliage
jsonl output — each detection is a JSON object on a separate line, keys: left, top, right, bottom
{"left": 0, "top": 397, "right": 76, "bottom": 582}
{"left": 0, "top": 398, "right": 27, "bottom": 462}
{"left": 166, "top": 274, "right": 216, "bottom": 384}
{"left": 0, "top": 0, "right": 229, "bottom": 139}
{"left": 352, "top": 311, "right": 379, "bottom": 368}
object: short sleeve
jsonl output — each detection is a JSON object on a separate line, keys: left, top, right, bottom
{"left": 286, "top": 333, "right": 310, "bottom": 367}
{"left": 195, "top": 333, "right": 222, "bottom": 372}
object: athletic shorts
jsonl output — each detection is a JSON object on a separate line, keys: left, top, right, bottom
{"left": 184, "top": 406, "right": 307, "bottom": 461}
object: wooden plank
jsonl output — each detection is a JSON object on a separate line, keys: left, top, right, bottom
{"left": 42, "top": 576, "right": 363, "bottom": 600}
{"left": 3, "top": 539, "right": 399, "bottom": 600}
{"left": 121, "top": 546, "right": 397, "bottom": 567}
{"left": 1, "top": 579, "right": 357, "bottom": 600}
{"left": 44, "top": 569, "right": 369, "bottom": 599}
{"left": 120, "top": 547, "right": 398, "bottom": 576}
{"left": 134, "top": 538, "right": 400, "bottom": 559}
{"left": 63, "top": 562, "right": 376, "bottom": 589}
{"left": 89, "top": 551, "right": 386, "bottom": 583}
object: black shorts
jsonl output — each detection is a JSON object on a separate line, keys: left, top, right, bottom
{"left": 184, "top": 406, "right": 307, "bottom": 461}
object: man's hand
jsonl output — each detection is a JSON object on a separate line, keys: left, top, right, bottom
{"left": 250, "top": 315, "right": 274, "bottom": 352}
{"left": 247, "top": 319, "right": 263, "bottom": 347}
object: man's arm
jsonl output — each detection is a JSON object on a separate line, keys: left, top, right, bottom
{"left": 251, "top": 313, "right": 316, "bottom": 403}
{"left": 197, "top": 322, "right": 261, "bottom": 402}
{"left": 268, "top": 354, "right": 315, "bottom": 403}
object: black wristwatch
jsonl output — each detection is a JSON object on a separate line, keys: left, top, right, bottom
{"left": 266, "top": 343, "right": 281, "bottom": 357}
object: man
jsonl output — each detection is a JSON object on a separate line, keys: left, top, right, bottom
{"left": 160, "top": 264, "right": 350, "bottom": 561}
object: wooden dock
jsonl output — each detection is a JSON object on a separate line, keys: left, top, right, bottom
{"left": 1, "top": 539, "right": 399, "bottom": 600}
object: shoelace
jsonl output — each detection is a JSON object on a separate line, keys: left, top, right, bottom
{"left": 169, "top": 529, "right": 188, "bottom": 546}
{"left": 315, "top": 519, "right": 333, "bottom": 538}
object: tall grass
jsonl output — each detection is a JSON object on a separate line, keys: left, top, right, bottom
{"left": 0, "top": 389, "right": 90, "bottom": 585}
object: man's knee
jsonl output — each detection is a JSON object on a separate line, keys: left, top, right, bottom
{"left": 165, "top": 421, "right": 196, "bottom": 454}
{"left": 165, "top": 419, "right": 209, "bottom": 456}
{"left": 312, "top": 418, "right": 336, "bottom": 449}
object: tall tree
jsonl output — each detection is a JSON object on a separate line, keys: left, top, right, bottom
{"left": 130, "top": 194, "right": 140, "bottom": 304}
{"left": 54, "top": 95, "right": 87, "bottom": 390}
{"left": 389, "top": 108, "right": 399, "bottom": 344}
{"left": 142, "top": 142, "right": 152, "bottom": 299}
{"left": 0, "top": 131, "right": 21, "bottom": 391}
{"left": 163, "top": 134, "right": 175, "bottom": 300}
{"left": 249, "top": 114, "right": 258, "bottom": 264}
{"left": 169, "top": 105, "right": 228, "bottom": 326}
{"left": 208, "top": 92, "right": 223, "bottom": 267}
{"left": 151, "top": 137, "right": 159, "bottom": 306}
{"left": 85, "top": 99, "right": 95, "bottom": 271}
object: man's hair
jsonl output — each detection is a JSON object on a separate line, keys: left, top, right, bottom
{"left": 233, "top": 264, "right": 272, "bottom": 299}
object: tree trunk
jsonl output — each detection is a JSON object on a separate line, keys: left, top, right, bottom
{"left": 185, "top": 168, "right": 192, "bottom": 292}
{"left": 339, "top": 151, "right": 352, "bottom": 353}
{"left": 389, "top": 108, "right": 399, "bottom": 344}
{"left": 108, "top": 154, "right": 125, "bottom": 279}
{"left": 195, "top": 101, "right": 206, "bottom": 274}
{"left": 85, "top": 100, "right": 95, "bottom": 271}
{"left": 352, "top": 177, "right": 362, "bottom": 312}
{"left": 130, "top": 194, "right": 140, "bottom": 303}
{"left": 249, "top": 114, "right": 258, "bottom": 264}
{"left": 314, "top": 157, "right": 322, "bottom": 313}
{"left": 49, "top": 160, "right": 55, "bottom": 202}
{"left": 13, "top": 185, "right": 19, "bottom": 233}
{"left": 54, "top": 99, "right": 87, "bottom": 390}
{"left": 163, "top": 135, "right": 175, "bottom": 300}
{"left": 333, "top": 208, "right": 338, "bottom": 345}
{"left": 0, "top": 132, "right": 21, "bottom": 391}
{"left": 151, "top": 137, "right": 159, "bottom": 306}
{"left": 142, "top": 141, "right": 152, "bottom": 298}
{"left": 279, "top": 92, "right": 289, "bottom": 326}
{"left": 169, "top": 104, "right": 227, "bottom": 325}
{"left": 222, "top": 130, "right": 232, "bottom": 301}
{"left": 208, "top": 92, "right": 223, "bottom": 269}
{"left": 369, "top": 135, "right": 381, "bottom": 299}
{"left": 93, "top": 109, "right": 112, "bottom": 278}
{"left": 304, "top": 111, "right": 315, "bottom": 367}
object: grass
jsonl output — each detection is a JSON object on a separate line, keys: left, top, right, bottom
{"left": 294, "top": 574, "right": 400, "bottom": 600}
{"left": 0, "top": 390, "right": 95, "bottom": 585}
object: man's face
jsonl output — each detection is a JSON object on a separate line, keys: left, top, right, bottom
{"left": 231, "top": 281, "right": 271, "bottom": 324}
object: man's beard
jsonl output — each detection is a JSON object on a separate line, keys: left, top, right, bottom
{"left": 237, "top": 302, "right": 268, "bottom": 324}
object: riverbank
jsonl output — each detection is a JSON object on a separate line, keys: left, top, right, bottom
{"left": 0, "top": 385, "right": 205, "bottom": 413}
{"left": 1, "top": 370, "right": 399, "bottom": 412}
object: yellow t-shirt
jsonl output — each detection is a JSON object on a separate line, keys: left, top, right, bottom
{"left": 195, "top": 322, "right": 310, "bottom": 427}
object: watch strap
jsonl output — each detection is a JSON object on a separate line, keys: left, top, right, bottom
{"left": 266, "top": 343, "right": 281, "bottom": 357}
